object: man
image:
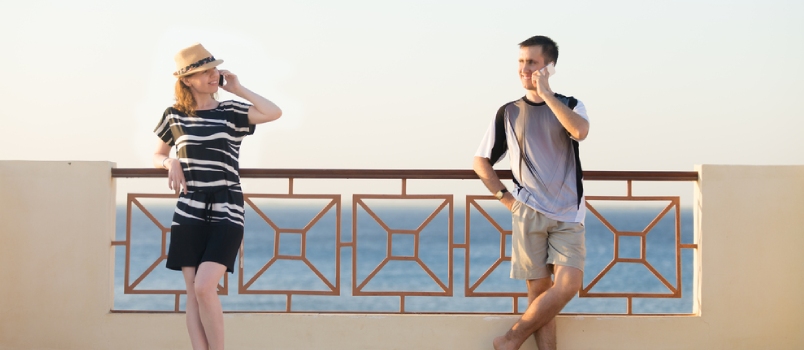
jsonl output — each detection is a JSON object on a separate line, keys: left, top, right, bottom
{"left": 473, "top": 35, "right": 590, "bottom": 350}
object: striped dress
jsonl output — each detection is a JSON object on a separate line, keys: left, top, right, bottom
{"left": 154, "top": 100, "right": 255, "bottom": 227}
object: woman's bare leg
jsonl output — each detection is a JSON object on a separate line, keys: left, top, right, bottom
{"left": 194, "top": 262, "right": 228, "bottom": 350}
{"left": 182, "top": 267, "right": 208, "bottom": 350}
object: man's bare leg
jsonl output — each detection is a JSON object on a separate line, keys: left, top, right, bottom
{"left": 528, "top": 266, "right": 556, "bottom": 350}
{"left": 494, "top": 266, "right": 582, "bottom": 350}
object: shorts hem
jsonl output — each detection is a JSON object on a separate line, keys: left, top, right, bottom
{"left": 510, "top": 269, "right": 552, "bottom": 280}
{"left": 165, "top": 261, "right": 235, "bottom": 274}
{"left": 546, "top": 259, "right": 585, "bottom": 273}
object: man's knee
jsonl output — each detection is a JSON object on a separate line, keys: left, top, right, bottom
{"left": 553, "top": 266, "right": 583, "bottom": 300}
{"left": 526, "top": 276, "right": 553, "bottom": 305}
{"left": 527, "top": 277, "right": 553, "bottom": 295}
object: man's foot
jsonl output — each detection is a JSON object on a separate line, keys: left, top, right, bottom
{"left": 493, "top": 335, "right": 516, "bottom": 350}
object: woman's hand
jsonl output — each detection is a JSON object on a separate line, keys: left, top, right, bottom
{"left": 165, "top": 158, "right": 187, "bottom": 195}
{"left": 154, "top": 141, "right": 186, "bottom": 194}
{"left": 218, "top": 69, "right": 282, "bottom": 124}
{"left": 218, "top": 69, "right": 242, "bottom": 94}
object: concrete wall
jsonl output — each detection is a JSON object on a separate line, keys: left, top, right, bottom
{"left": 1, "top": 161, "right": 802, "bottom": 349}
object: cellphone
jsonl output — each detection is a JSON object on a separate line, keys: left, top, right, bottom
{"left": 543, "top": 62, "right": 556, "bottom": 76}
{"left": 219, "top": 74, "right": 225, "bottom": 86}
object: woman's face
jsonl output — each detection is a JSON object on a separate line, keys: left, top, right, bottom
{"left": 182, "top": 68, "right": 221, "bottom": 94}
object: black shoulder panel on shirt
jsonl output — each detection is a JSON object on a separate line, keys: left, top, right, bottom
{"left": 554, "top": 93, "right": 583, "bottom": 207}
{"left": 572, "top": 139, "right": 584, "bottom": 208}
{"left": 488, "top": 102, "right": 512, "bottom": 165}
{"left": 553, "top": 93, "right": 578, "bottom": 110}
{"left": 568, "top": 97, "right": 578, "bottom": 110}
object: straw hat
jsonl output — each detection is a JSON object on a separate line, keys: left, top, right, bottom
{"left": 173, "top": 43, "right": 223, "bottom": 77}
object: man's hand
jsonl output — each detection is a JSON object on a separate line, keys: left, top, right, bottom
{"left": 500, "top": 193, "right": 517, "bottom": 212}
{"left": 531, "top": 68, "right": 553, "bottom": 100}
{"left": 474, "top": 156, "right": 520, "bottom": 212}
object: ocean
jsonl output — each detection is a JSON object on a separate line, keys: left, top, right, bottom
{"left": 113, "top": 201, "right": 694, "bottom": 314}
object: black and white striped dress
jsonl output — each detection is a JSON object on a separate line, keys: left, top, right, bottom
{"left": 154, "top": 100, "right": 255, "bottom": 228}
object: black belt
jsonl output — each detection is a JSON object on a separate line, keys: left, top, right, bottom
{"left": 192, "top": 184, "right": 239, "bottom": 223}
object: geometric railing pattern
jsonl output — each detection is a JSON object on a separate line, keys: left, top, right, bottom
{"left": 582, "top": 196, "right": 686, "bottom": 315}
{"left": 111, "top": 169, "right": 698, "bottom": 314}
{"left": 112, "top": 193, "right": 228, "bottom": 312}
{"left": 352, "top": 193, "right": 453, "bottom": 312}
{"left": 238, "top": 193, "right": 342, "bottom": 311}
{"left": 464, "top": 195, "right": 521, "bottom": 304}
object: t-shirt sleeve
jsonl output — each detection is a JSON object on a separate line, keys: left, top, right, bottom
{"left": 474, "top": 104, "right": 508, "bottom": 165}
{"left": 570, "top": 99, "right": 590, "bottom": 141}
{"left": 153, "top": 108, "right": 175, "bottom": 146}
{"left": 228, "top": 100, "right": 256, "bottom": 136}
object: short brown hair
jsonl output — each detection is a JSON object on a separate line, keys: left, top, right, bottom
{"left": 519, "top": 36, "right": 559, "bottom": 65}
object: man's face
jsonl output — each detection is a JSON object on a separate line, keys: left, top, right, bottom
{"left": 518, "top": 45, "right": 548, "bottom": 90}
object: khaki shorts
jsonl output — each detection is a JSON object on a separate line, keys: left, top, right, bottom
{"left": 510, "top": 201, "right": 586, "bottom": 280}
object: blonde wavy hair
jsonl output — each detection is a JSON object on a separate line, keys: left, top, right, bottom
{"left": 173, "top": 79, "right": 197, "bottom": 117}
{"left": 173, "top": 74, "right": 217, "bottom": 117}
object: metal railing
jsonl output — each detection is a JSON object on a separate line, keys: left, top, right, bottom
{"left": 111, "top": 169, "right": 698, "bottom": 315}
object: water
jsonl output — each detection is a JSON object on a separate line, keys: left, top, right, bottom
{"left": 113, "top": 200, "right": 694, "bottom": 314}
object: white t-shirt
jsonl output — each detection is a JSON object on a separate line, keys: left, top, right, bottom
{"left": 475, "top": 94, "right": 589, "bottom": 223}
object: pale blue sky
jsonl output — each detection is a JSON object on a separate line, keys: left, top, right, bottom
{"left": 1, "top": 0, "right": 802, "bottom": 173}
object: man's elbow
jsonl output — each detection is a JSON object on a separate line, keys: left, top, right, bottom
{"left": 473, "top": 156, "right": 491, "bottom": 173}
{"left": 575, "top": 125, "right": 589, "bottom": 141}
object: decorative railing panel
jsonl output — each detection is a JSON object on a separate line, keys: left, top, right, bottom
{"left": 111, "top": 169, "right": 698, "bottom": 315}
{"left": 238, "top": 194, "right": 342, "bottom": 312}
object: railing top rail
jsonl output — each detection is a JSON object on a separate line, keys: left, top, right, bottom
{"left": 111, "top": 168, "right": 698, "bottom": 181}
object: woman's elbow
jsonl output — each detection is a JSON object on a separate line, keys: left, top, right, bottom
{"left": 261, "top": 109, "right": 282, "bottom": 123}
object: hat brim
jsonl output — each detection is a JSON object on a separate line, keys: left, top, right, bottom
{"left": 173, "top": 59, "right": 224, "bottom": 77}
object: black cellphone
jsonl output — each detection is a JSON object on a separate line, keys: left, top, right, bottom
{"left": 219, "top": 74, "right": 225, "bottom": 86}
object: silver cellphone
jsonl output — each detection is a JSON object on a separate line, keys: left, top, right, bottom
{"left": 542, "top": 62, "right": 556, "bottom": 76}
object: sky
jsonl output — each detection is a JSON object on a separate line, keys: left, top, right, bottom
{"left": 1, "top": 0, "right": 802, "bottom": 175}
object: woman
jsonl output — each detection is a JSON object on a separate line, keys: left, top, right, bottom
{"left": 153, "top": 43, "right": 281, "bottom": 350}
